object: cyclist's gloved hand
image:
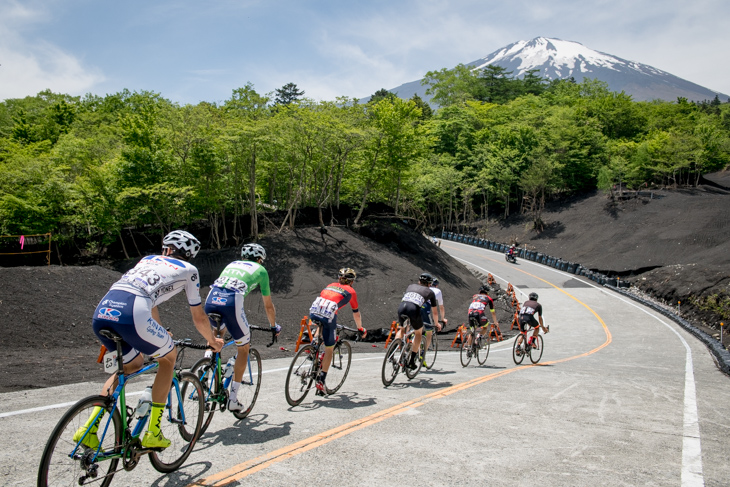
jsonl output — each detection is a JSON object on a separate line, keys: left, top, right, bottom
{"left": 358, "top": 326, "right": 367, "bottom": 339}
{"left": 272, "top": 323, "right": 282, "bottom": 335}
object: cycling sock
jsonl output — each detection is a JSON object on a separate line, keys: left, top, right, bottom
{"left": 318, "top": 371, "right": 327, "bottom": 382}
{"left": 147, "top": 403, "right": 166, "bottom": 436}
{"left": 230, "top": 380, "right": 240, "bottom": 396}
{"left": 83, "top": 406, "right": 104, "bottom": 430}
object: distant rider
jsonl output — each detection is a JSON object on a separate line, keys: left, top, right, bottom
{"left": 396, "top": 273, "right": 440, "bottom": 370}
{"left": 76, "top": 230, "right": 224, "bottom": 450}
{"left": 204, "top": 243, "right": 280, "bottom": 412}
{"left": 421, "top": 277, "right": 447, "bottom": 364}
{"left": 467, "top": 284, "right": 500, "bottom": 343}
{"left": 309, "top": 268, "right": 367, "bottom": 395}
{"left": 517, "top": 292, "right": 548, "bottom": 350}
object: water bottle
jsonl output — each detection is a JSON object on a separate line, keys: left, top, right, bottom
{"left": 223, "top": 356, "right": 236, "bottom": 378}
{"left": 136, "top": 386, "right": 153, "bottom": 418}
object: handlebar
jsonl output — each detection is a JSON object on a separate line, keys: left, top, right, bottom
{"left": 249, "top": 324, "right": 279, "bottom": 348}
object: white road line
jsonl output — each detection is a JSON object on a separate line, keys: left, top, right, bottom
{"left": 448, "top": 241, "right": 704, "bottom": 486}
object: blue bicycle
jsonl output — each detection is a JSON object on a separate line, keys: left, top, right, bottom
{"left": 37, "top": 329, "right": 206, "bottom": 486}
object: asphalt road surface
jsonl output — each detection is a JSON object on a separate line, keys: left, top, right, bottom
{"left": 4, "top": 241, "right": 729, "bottom": 486}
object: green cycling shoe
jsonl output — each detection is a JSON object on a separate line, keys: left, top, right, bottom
{"left": 141, "top": 430, "right": 171, "bottom": 449}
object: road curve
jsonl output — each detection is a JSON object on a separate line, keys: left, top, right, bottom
{"left": 2, "top": 241, "right": 729, "bottom": 486}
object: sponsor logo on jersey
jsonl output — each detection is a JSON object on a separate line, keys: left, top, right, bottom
{"left": 101, "top": 299, "right": 127, "bottom": 309}
{"left": 212, "top": 296, "right": 227, "bottom": 305}
{"left": 98, "top": 308, "right": 121, "bottom": 322}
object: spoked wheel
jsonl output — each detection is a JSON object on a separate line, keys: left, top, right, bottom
{"left": 405, "top": 341, "right": 423, "bottom": 379}
{"left": 189, "top": 357, "right": 219, "bottom": 436}
{"left": 326, "top": 340, "right": 352, "bottom": 394}
{"left": 285, "top": 344, "right": 317, "bottom": 406}
{"left": 477, "top": 334, "right": 490, "bottom": 365}
{"left": 37, "top": 395, "right": 122, "bottom": 487}
{"left": 460, "top": 333, "right": 473, "bottom": 367}
{"left": 149, "top": 371, "right": 205, "bottom": 473}
{"left": 423, "top": 331, "right": 438, "bottom": 369}
{"left": 232, "top": 348, "right": 262, "bottom": 419}
{"left": 381, "top": 338, "right": 404, "bottom": 386}
{"left": 513, "top": 334, "right": 526, "bottom": 365}
{"left": 529, "top": 335, "right": 544, "bottom": 364}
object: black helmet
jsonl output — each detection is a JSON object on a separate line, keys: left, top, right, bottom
{"left": 432, "top": 278, "right": 439, "bottom": 286}
{"left": 479, "top": 284, "right": 490, "bottom": 294}
{"left": 419, "top": 272, "right": 434, "bottom": 285}
{"left": 338, "top": 268, "right": 356, "bottom": 284}
{"left": 529, "top": 292, "right": 539, "bottom": 301}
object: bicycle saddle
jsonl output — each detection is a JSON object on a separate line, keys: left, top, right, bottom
{"left": 98, "top": 328, "right": 123, "bottom": 341}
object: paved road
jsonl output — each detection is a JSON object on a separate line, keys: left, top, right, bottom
{"left": 4, "top": 241, "right": 729, "bottom": 486}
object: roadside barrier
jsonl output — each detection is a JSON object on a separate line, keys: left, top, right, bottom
{"left": 295, "top": 316, "right": 314, "bottom": 352}
{"left": 451, "top": 325, "right": 467, "bottom": 347}
{"left": 385, "top": 321, "right": 398, "bottom": 348}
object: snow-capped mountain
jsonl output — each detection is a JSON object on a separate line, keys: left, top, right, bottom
{"left": 379, "top": 37, "right": 727, "bottom": 104}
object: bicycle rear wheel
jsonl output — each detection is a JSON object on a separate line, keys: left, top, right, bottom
{"left": 512, "top": 335, "right": 526, "bottom": 365}
{"left": 460, "top": 334, "right": 473, "bottom": 367}
{"left": 149, "top": 371, "right": 204, "bottom": 473}
{"left": 189, "top": 356, "right": 218, "bottom": 436}
{"left": 232, "top": 348, "right": 262, "bottom": 419}
{"left": 38, "top": 395, "right": 122, "bottom": 487}
{"left": 285, "top": 344, "right": 317, "bottom": 406}
{"left": 405, "top": 341, "right": 423, "bottom": 379}
{"left": 326, "top": 340, "right": 352, "bottom": 394}
{"left": 423, "top": 331, "right": 438, "bottom": 369}
{"left": 477, "top": 334, "right": 490, "bottom": 365}
{"left": 381, "top": 338, "right": 403, "bottom": 386}
{"left": 529, "top": 335, "right": 544, "bottom": 364}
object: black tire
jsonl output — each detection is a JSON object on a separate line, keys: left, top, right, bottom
{"left": 381, "top": 339, "right": 404, "bottom": 387}
{"left": 232, "top": 348, "right": 262, "bottom": 419}
{"left": 513, "top": 334, "right": 526, "bottom": 365}
{"left": 477, "top": 333, "right": 490, "bottom": 365}
{"left": 423, "top": 331, "right": 438, "bottom": 369}
{"left": 285, "top": 344, "right": 317, "bottom": 406}
{"left": 460, "top": 333, "right": 473, "bottom": 367}
{"left": 148, "top": 371, "right": 204, "bottom": 473}
{"left": 189, "top": 356, "right": 218, "bottom": 436}
{"left": 326, "top": 340, "right": 352, "bottom": 394}
{"left": 38, "top": 395, "right": 122, "bottom": 487}
{"left": 405, "top": 341, "right": 423, "bottom": 379}
{"left": 529, "top": 335, "right": 544, "bottom": 364}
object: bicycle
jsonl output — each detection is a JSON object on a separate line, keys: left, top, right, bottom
{"left": 37, "top": 329, "right": 205, "bottom": 487}
{"left": 189, "top": 313, "right": 278, "bottom": 435}
{"left": 460, "top": 317, "right": 491, "bottom": 367}
{"left": 381, "top": 318, "right": 425, "bottom": 386}
{"left": 421, "top": 320, "right": 445, "bottom": 370}
{"left": 512, "top": 323, "right": 548, "bottom": 365}
{"left": 285, "top": 321, "right": 362, "bottom": 406}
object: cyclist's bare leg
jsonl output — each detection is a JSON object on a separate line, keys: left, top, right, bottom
{"left": 412, "top": 327, "right": 423, "bottom": 352}
{"left": 151, "top": 348, "right": 177, "bottom": 404}
{"left": 320, "top": 344, "right": 335, "bottom": 373}
{"left": 233, "top": 343, "right": 250, "bottom": 382}
{"left": 100, "top": 353, "right": 145, "bottom": 396}
{"left": 424, "top": 329, "right": 433, "bottom": 351}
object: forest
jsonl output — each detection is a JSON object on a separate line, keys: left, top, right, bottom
{"left": 1, "top": 65, "right": 729, "bottom": 259}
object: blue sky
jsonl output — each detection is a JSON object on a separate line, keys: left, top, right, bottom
{"left": 1, "top": 0, "right": 729, "bottom": 104}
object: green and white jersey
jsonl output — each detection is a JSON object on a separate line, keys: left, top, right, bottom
{"left": 212, "top": 260, "right": 271, "bottom": 297}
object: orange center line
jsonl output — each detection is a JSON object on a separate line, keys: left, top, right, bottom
{"left": 189, "top": 246, "right": 611, "bottom": 486}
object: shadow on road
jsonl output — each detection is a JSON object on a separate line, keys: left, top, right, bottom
{"left": 193, "top": 412, "right": 294, "bottom": 451}
{"left": 152, "top": 460, "right": 214, "bottom": 487}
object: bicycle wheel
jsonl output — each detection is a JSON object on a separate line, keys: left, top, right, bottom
{"left": 326, "top": 340, "right": 352, "bottom": 394}
{"left": 232, "top": 348, "right": 262, "bottom": 419}
{"left": 529, "top": 335, "right": 544, "bottom": 364}
{"left": 148, "top": 371, "right": 204, "bottom": 473}
{"left": 285, "top": 344, "right": 317, "bottom": 406}
{"left": 381, "top": 338, "right": 404, "bottom": 386}
{"left": 38, "top": 395, "right": 122, "bottom": 487}
{"left": 477, "top": 334, "right": 490, "bottom": 365}
{"left": 512, "top": 334, "right": 526, "bottom": 365}
{"left": 405, "top": 341, "right": 423, "bottom": 379}
{"left": 189, "top": 356, "right": 218, "bottom": 435}
{"left": 460, "top": 333, "right": 473, "bottom": 367}
{"left": 423, "top": 332, "right": 438, "bottom": 369}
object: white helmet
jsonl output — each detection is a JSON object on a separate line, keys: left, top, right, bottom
{"left": 241, "top": 243, "right": 266, "bottom": 262}
{"left": 162, "top": 230, "right": 200, "bottom": 258}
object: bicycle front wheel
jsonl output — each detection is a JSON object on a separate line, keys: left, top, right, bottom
{"left": 423, "top": 332, "right": 438, "bottom": 369}
{"left": 405, "top": 341, "right": 423, "bottom": 379}
{"left": 460, "top": 334, "right": 473, "bottom": 367}
{"left": 513, "top": 335, "right": 526, "bottom": 365}
{"left": 38, "top": 395, "right": 122, "bottom": 487}
{"left": 477, "top": 334, "right": 490, "bottom": 365}
{"left": 326, "top": 340, "right": 352, "bottom": 394}
{"left": 189, "top": 356, "right": 218, "bottom": 436}
{"left": 285, "top": 344, "right": 317, "bottom": 406}
{"left": 232, "top": 348, "right": 262, "bottom": 419}
{"left": 149, "top": 371, "right": 204, "bottom": 473}
{"left": 381, "top": 339, "right": 404, "bottom": 386}
{"left": 529, "top": 335, "right": 544, "bottom": 364}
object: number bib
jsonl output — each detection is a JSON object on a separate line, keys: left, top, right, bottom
{"left": 402, "top": 292, "right": 425, "bottom": 306}
{"left": 469, "top": 301, "right": 486, "bottom": 311}
{"left": 310, "top": 297, "right": 338, "bottom": 320}
{"left": 214, "top": 276, "right": 249, "bottom": 294}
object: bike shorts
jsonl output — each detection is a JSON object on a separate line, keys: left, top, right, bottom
{"left": 309, "top": 313, "right": 337, "bottom": 347}
{"left": 518, "top": 317, "right": 538, "bottom": 332}
{"left": 204, "top": 287, "right": 251, "bottom": 346}
{"left": 397, "top": 301, "right": 424, "bottom": 330}
{"left": 468, "top": 312, "right": 489, "bottom": 327}
{"left": 92, "top": 290, "right": 174, "bottom": 364}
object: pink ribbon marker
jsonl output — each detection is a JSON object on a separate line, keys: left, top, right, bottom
{"left": 20, "top": 235, "right": 25, "bottom": 250}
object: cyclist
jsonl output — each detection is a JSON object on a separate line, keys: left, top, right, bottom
{"left": 467, "top": 284, "right": 500, "bottom": 344}
{"left": 421, "top": 277, "right": 446, "bottom": 364}
{"left": 517, "top": 292, "right": 548, "bottom": 351}
{"left": 309, "top": 268, "right": 367, "bottom": 395}
{"left": 396, "top": 272, "right": 440, "bottom": 370}
{"left": 76, "top": 230, "right": 224, "bottom": 450}
{"left": 204, "top": 243, "right": 281, "bottom": 412}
